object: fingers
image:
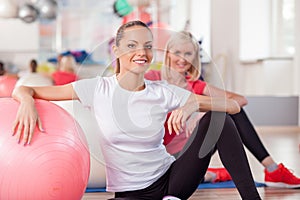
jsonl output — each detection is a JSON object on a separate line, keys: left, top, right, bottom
{"left": 22, "top": 123, "right": 29, "bottom": 145}
{"left": 167, "top": 119, "right": 172, "bottom": 135}
{"left": 37, "top": 117, "right": 44, "bottom": 132}
{"left": 186, "top": 128, "right": 191, "bottom": 138}
{"left": 13, "top": 121, "right": 30, "bottom": 145}
{"left": 12, "top": 117, "right": 42, "bottom": 145}
{"left": 11, "top": 120, "right": 18, "bottom": 136}
{"left": 27, "top": 127, "right": 35, "bottom": 145}
{"left": 11, "top": 99, "right": 42, "bottom": 146}
{"left": 167, "top": 110, "right": 184, "bottom": 135}
{"left": 227, "top": 99, "right": 241, "bottom": 114}
{"left": 14, "top": 121, "right": 24, "bottom": 143}
{"left": 27, "top": 117, "right": 44, "bottom": 145}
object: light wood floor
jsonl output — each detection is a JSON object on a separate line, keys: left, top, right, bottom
{"left": 82, "top": 126, "right": 300, "bottom": 200}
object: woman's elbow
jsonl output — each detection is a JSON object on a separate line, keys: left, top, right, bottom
{"left": 240, "top": 97, "right": 248, "bottom": 107}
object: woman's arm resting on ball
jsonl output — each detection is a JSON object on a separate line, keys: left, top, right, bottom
{"left": 11, "top": 84, "right": 78, "bottom": 145}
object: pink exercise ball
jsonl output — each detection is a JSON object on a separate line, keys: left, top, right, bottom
{"left": 0, "top": 75, "right": 17, "bottom": 97}
{"left": 0, "top": 98, "right": 90, "bottom": 200}
{"left": 52, "top": 100, "right": 106, "bottom": 188}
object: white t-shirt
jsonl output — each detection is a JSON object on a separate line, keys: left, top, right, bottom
{"left": 72, "top": 74, "right": 191, "bottom": 192}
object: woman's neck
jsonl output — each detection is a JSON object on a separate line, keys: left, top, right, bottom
{"left": 163, "top": 69, "right": 188, "bottom": 89}
{"left": 116, "top": 72, "right": 145, "bottom": 91}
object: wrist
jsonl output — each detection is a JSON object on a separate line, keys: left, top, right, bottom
{"left": 13, "top": 86, "right": 34, "bottom": 103}
{"left": 19, "top": 95, "right": 35, "bottom": 105}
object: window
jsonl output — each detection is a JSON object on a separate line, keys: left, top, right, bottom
{"left": 272, "top": 0, "right": 295, "bottom": 56}
{"left": 240, "top": 0, "right": 295, "bottom": 61}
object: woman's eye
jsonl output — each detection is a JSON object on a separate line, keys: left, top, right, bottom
{"left": 128, "top": 44, "right": 135, "bottom": 48}
{"left": 185, "top": 52, "right": 193, "bottom": 56}
{"left": 145, "top": 45, "right": 152, "bottom": 49}
{"left": 174, "top": 51, "right": 181, "bottom": 56}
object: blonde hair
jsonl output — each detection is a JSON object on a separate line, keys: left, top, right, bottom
{"left": 162, "top": 31, "right": 201, "bottom": 82}
{"left": 59, "top": 55, "right": 77, "bottom": 73}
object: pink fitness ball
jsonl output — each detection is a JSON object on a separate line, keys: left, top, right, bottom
{"left": 0, "top": 98, "right": 90, "bottom": 200}
{"left": 0, "top": 76, "right": 17, "bottom": 97}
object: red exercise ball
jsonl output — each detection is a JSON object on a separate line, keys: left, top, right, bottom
{"left": 0, "top": 98, "right": 90, "bottom": 200}
{"left": 0, "top": 75, "right": 17, "bottom": 97}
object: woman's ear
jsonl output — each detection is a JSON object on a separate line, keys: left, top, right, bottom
{"left": 112, "top": 45, "right": 118, "bottom": 56}
{"left": 165, "top": 52, "right": 170, "bottom": 67}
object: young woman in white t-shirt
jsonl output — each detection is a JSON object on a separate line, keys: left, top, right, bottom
{"left": 12, "top": 21, "right": 261, "bottom": 200}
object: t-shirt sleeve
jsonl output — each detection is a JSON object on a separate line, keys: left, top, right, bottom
{"left": 164, "top": 82, "right": 192, "bottom": 109}
{"left": 71, "top": 77, "right": 99, "bottom": 108}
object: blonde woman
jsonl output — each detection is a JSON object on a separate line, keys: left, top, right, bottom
{"left": 145, "top": 30, "right": 300, "bottom": 188}
{"left": 52, "top": 55, "right": 79, "bottom": 85}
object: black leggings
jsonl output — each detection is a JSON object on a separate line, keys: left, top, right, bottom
{"left": 112, "top": 112, "right": 261, "bottom": 200}
{"left": 230, "top": 108, "right": 270, "bottom": 162}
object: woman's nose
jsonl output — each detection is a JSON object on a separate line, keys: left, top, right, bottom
{"left": 178, "top": 55, "right": 186, "bottom": 61}
{"left": 136, "top": 47, "right": 146, "bottom": 55}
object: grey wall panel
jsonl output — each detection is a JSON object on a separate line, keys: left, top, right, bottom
{"left": 243, "top": 96, "right": 299, "bottom": 126}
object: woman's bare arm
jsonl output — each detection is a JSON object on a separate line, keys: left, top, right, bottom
{"left": 203, "top": 84, "right": 248, "bottom": 107}
{"left": 195, "top": 94, "right": 241, "bottom": 114}
{"left": 167, "top": 93, "right": 240, "bottom": 135}
{"left": 12, "top": 84, "right": 77, "bottom": 101}
{"left": 11, "top": 84, "right": 77, "bottom": 145}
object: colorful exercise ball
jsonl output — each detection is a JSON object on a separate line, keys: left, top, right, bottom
{"left": 52, "top": 100, "right": 106, "bottom": 188}
{"left": 18, "top": 4, "right": 38, "bottom": 23}
{"left": 0, "top": 98, "right": 90, "bottom": 200}
{"left": 0, "top": 0, "right": 18, "bottom": 18}
{"left": 36, "top": 0, "right": 58, "bottom": 20}
{"left": 113, "top": 0, "right": 133, "bottom": 17}
{"left": 0, "top": 75, "right": 17, "bottom": 97}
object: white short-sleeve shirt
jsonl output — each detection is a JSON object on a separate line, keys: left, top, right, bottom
{"left": 72, "top": 74, "right": 191, "bottom": 192}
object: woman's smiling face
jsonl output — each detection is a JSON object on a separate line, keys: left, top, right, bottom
{"left": 167, "top": 41, "right": 196, "bottom": 75}
{"left": 115, "top": 25, "right": 153, "bottom": 75}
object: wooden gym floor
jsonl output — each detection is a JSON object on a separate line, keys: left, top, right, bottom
{"left": 82, "top": 126, "right": 300, "bottom": 200}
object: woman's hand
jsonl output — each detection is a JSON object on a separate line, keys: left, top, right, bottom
{"left": 11, "top": 84, "right": 75, "bottom": 145}
{"left": 184, "top": 112, "right": 204, "bottom": 137}
{"left": 167, "top": 94, "right": 200, "bottom": 135}
{"left": 167, "top": 108, "right": 189, "bottom": 136}
{"left": 226, "top": 99, "right": 241, "bottom": 115}
{"left": 12, "top": 98, "right": 44, "bottom": 145}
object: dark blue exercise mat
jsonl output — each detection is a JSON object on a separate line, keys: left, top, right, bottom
{"left": 85, "top": 181, "right": 266, "bottom": 193}
{"left": 197, "top": 181, "right": 266, "bottom": 189}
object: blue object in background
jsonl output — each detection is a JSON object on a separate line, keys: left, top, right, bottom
{"left": 85, "top": 181, "right": 266, "bottom": 193}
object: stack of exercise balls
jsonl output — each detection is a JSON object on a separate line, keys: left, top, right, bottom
{"left": 0, "top": 98, "right": 90, "bottom": 200}
{"left": 18, "top": 3, "right": 38, "bottom": 23}
{"left": 0, "top": 0, "right": 59, "bottom": 23}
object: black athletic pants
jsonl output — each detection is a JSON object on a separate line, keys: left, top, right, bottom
{"left": 230, "top": 108, "right": 270, "bottom": 162}
{"left": 111, "top": 112, "right": 261, "bottom": 200}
